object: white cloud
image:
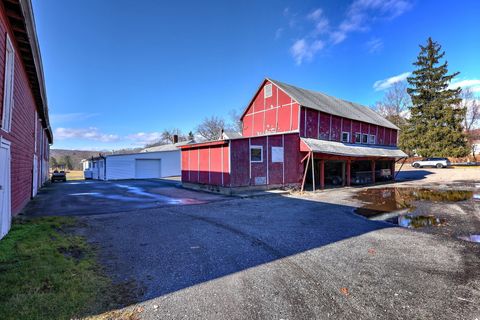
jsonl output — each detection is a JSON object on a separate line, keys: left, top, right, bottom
{"left": 291, "top": 39, "right": 325, "bottom": 65}
{"left": 366, "top": 37, "right": 384, "bottom": 53}
{"left": 287, "top": 0, "right": 412, "bottom": 64}
{"left": 54, "top": 128, "right": 170, "bottom": 148}
{"left": 373, "top": 72, "right": 411, "bottom": 91}
{"left": 307, "top": 8, "right": 330, "bottom": 35}
{"left": 125, "top": 132, "right": 163, "bottom": 145}
{"left": 50, "top": 112, "right": 99, "bottom": 124}
{"left": 449, "top": 79, "right": 480, "bottom": 93}
{"left": 55, "top": 127, "right": 119, "bottom": 142}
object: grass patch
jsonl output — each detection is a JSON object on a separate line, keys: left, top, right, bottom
{"left": 0, "top": 217, "right": 130, "bottom": 320}
{"left": 66, "top": 170, "right": 85, "bottom": 181}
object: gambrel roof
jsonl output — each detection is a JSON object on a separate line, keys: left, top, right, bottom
{"left": 267, "top": 78, "right": 399, "bottom": 130}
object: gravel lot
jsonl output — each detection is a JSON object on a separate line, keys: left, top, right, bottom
{"left": 47, "top": 168, "right": 479, "bottom": 320}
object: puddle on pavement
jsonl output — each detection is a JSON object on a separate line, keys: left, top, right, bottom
{"left": 398, "top": 215, "right": 446, "bottom": 228}
{"left": 458, "top": 235, "right": 480, "bottom": 243}
{"left": 353, "top": 187, "right": 474, "bottom": 229}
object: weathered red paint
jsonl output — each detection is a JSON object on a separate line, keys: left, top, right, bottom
{"left": 242, "top": 80, "right": 300, "bottom": 137}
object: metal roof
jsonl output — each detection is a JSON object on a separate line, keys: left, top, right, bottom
{"left": 222, "top": 131, "right": 243, "bottom": 140}
{"left": 268, "top": 78, "right": 399, "bottom": 130}
{"left": 141, "top": 140, "right": 193, "bottom": 153}
{"left": 301, "top": 138, "right": 407, "bottom": 158}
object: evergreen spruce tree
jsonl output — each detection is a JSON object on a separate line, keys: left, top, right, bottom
{"left": 401, "top": 38, "right": 468, "bottom": 157}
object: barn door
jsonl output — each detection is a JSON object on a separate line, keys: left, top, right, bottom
{"left": 0, "top": 138, "right": 12, "bottom": 239}
{"left": 32, "top": 154, "right": 38, "bottom": 197}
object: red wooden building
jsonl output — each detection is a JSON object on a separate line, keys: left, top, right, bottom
{"left": 0, "top": 0, "right": 52, "bottom": 239}
{"left": 181, "top": 78, "right": 406, "bottom": 193}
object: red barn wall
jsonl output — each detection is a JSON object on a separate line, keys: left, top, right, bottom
{"left": 181, "top": 143, "right": 230, "bottom": 186}
{"left": 181, "top": 133, "right": 303, "bottom": 188}
{"left": 299, "top": 106, "right": 397, "bottom": 146}
{"left": 242, "top": 80, "right": 300, "bottom": 137}
{"left": 230, "top": 133, "right": 303, "bottom": 187}
{"left": 0, "top": 7, "right": 50, "bottom": 215}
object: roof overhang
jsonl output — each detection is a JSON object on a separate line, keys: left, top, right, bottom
{"left": 301, "top": 138, "right": 408, "bottom": 159}
{"left": 180, "top": 140, "right": 229, "bottom": 150}
{"left": 4, "top": 0, "right": 52, "bottom": 143}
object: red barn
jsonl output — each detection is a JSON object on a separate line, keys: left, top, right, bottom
{"left": 0, "top": 0, "right": 52, "bottom": 239}
{"left": 181, "top": 78, "right": 406, "bottom": 194}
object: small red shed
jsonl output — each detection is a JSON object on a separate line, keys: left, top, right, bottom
{"left": 181, "top": 78, "right": 407, "bottom": 193}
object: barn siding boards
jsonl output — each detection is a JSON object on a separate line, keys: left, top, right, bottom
{"left": 283, "top": 134, "right": 303, "bottom": 184}
{"left": 241, "top": 80, "right": 300, "bottom": 137}
{"left": 331, "top": 116, "right": 342, "bottom": 142}
{"left": 230, "top": 139, "right": 250, "bottom": 187}
{"left": 249, "top": 136, "right": 267, "bottom": 185}
{"left": 0, "top": 6, "right": 51, "bottom": 216}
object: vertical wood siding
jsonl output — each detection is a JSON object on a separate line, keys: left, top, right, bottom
{"left": 242, "top": 80, "right": 300, "bottom": 137}
{"left": 0, "top": 6, "right": 50, "bottom": 215}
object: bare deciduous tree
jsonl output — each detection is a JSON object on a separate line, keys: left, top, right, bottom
{"left": 459, "top": 88, "right": 480, "bottom": 158}
{"left": 228, "top": 108, "right": 243, "bottom": 133}
{"left": 196, "top": 116, "right": 226, "bottom": 141}
{"left": 373, "top": 81, "right": 411, "bottom": 128}
{"left": 144, "top": 128, "right": 187, "bottom": 148}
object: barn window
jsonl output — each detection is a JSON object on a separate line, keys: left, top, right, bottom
{"left": 250, "top": 145, "right": 263, "bottom": 162}
{"left": 369, "top": 135, "right": 376, "bottom": 144}
{"left": 355, "top": 133, "right": 361, "bottom": 143}
{"left": 264, "top": 84, "right": 272, "bottom": 98}
{"left": 362, "top": 134, "right": 368, "bottom": 144}
{"left": 341, "top": 132, "right": 350, "bottom": 143}
{"left": 1, "top": 35, "right": 15, "bottom": 132}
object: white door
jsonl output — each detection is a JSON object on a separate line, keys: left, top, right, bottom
{"left": 0, "top": 139, "right": 12, "bottom": 239}
{"left": 135, "top": 159, "right": 161, "bottom": 179}
{"left": 32, "top": 154, "right": 38, "bottom": 197}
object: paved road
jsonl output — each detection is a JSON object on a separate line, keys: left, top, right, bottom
{"left": 79, "top": 194, "right": 479, "bottom": 318}
{"left": 26, "top": 179, "right": 480, "bottom": 319}
{"left": 22, "top": 179, "right": 227, "bottom": 216}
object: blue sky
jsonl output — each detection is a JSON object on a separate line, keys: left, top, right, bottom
{"left": 32, "top": 0, "right": 480, "bottom": 150}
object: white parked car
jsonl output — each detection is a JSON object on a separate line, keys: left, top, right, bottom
{"left": 411, "top": 157, "right": 451, "bottom": 168}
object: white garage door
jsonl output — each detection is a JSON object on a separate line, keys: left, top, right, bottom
{"left": 135, "top": 159, "right": 161, "bottom": 179}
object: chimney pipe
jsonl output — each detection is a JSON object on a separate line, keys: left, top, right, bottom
{"left": 173, "top": 134, "right": 179, "bottom": 144}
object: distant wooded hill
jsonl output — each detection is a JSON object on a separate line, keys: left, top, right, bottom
{"left": 50, "top": 148, "right": 142, "bottom": 170}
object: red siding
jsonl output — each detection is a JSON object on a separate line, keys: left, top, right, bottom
{"left": 0, "top": 7, "right": 49, "bottom": 215}
{"left": 181, "top": 133, "right": 303, "bottom": 188}
{"left": 319, "top": 112, "right": 330, "bottom": 140}
{"left": 182, "top": 144, "right": 231, "bottom": 186}
{"left": 230, "top": 139, "right": 249, "bottom": 186}
{"left": 242, "top": 80, "right": 300, "bottom": 137}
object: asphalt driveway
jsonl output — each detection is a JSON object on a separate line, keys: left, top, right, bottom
{"left": 22, "top": 179, "right": 227, "bottom": 216}
{"left": 23, "top": 178, "right": 480, "bottom": 319}
{"left": 77, "top": 193, "right": 478, "bottom": 319}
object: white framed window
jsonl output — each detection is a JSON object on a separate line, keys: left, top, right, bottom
{"left": 264, "top": 84, "right": 272, "bottom": 98}
{"left": 362, "top": 134, "right": 368, "bottom": 144}
{"left": 355, "top": 133, "right": 361, "bottom": 143}
{"left": 341, "top": 132, "right": 350, "bottom": 143}
{"left": 369, "top": 134, "right": 376, "bottom": 144}
{"left": 250, "top": 145, "right": 263, "bottom": 163}
{"left": 1, "top": 35, "right": 15, "bottom": 132}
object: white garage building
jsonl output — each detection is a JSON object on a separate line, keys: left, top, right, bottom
{"left": 83, "top": 141, "right": 191, "bottom": 180}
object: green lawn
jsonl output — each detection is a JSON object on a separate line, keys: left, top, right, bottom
{"left": 0, "top": 217, "right": 129, "bottom": 320}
